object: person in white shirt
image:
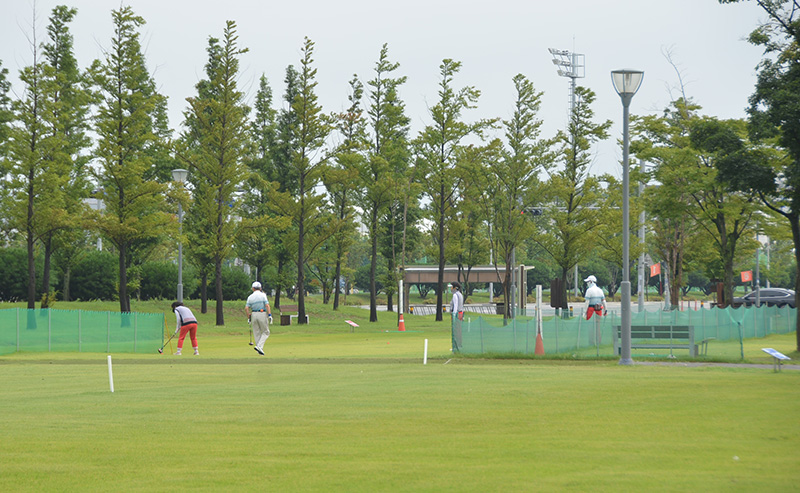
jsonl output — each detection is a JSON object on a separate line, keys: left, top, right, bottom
{"left": 583, "top": 275, "right": 606, "bottom": 320}
{"left": 245, "top": 281, "right": 273, "bottom": 355}
{"left": 449, "top": 281, "right": 464, "bottom": 351}
{"left": 171, "top": 301, "right": 199, "bottom": 355}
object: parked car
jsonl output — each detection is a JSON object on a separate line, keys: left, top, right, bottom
{"left": 733, "top": 288, "right": 796, "bottom": 308}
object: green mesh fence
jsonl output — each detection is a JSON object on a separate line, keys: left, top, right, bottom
{"left": 460, "top": 305, "right": 796, "bottom": 358}
{"left": 0, "top": 308, "right": 166, "bottom": 355}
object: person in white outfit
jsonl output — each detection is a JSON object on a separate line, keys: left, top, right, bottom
{"left": 449, "top": 281, "right": 465, "bottom": 352}
{"left": 583, "top": 275, "right": 606, "bottom": 320}
{"left": 245, "top": 281, "right": 273, "bottom": 355}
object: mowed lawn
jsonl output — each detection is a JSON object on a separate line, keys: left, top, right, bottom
{"left": 1, "top": 301, "right": 798, "bottom": 492}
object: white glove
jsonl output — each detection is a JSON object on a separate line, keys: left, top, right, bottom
{"left": 268, "top": 315, "right": 273, "bottom": 324}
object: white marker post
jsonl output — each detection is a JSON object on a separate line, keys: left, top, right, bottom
{"left": 107, "top": 355, "right": 115, "bottom": 393}
{"left": 423, "top": 339, "right": 428, "bottom": 365}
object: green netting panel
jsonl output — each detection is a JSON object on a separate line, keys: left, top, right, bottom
{"left": 0, "top": 308, "right": 165, "bottom": 355}
{"left": 460, "top": 305, "right": 796, "bottom": 357}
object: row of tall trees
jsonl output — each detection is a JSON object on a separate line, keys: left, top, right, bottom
{"left": 0, "top": 4, "right": 795, "bottom": 337}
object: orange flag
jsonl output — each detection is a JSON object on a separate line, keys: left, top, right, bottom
{"left": 741, "top": 270, "right": 753, "bottom": 282}
{"left": 650, "top": 263, "right": 661, "bottom": 277}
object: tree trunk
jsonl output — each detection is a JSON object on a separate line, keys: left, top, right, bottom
{"left": 215, "top": 256, "right": 224, "bottom": 325}
{"left": 790, "top": 213, "right": 800, "bottom": 352}
{"left": 275, "top": 258, "right": 283, "bottom": 309}
{"left": 297, "top": 179, "right": 307, "bottom": 325}
{"left": 119, "top": 244, "right": 129, "bottom": 312}
{"left": 40, "top": 236, "right": 52, "bottom": 308}
{"left": 62, "top": 266, "right": 71, "bottom": 302}
{"left": 333, "top": 260, "right": 341, "bottom": 310}
{"left": 436, "top": 187, "right": 445, "bottom": 322}
{"left": 201, "top": 271, "right": 208, "bottom": 314}
{"left": 369, "top": 208, "right": 378, "bottom": 323}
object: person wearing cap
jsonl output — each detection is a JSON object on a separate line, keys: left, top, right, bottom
{"left": 449, "top": 281, "right": 465, "bottom": 351}
{"left": 171, "top": 301, "right": 199, "bottom": 355}
{"left": 583, "top": 275, "right": 606, "bottom": 320}
{"left": 245, "top": 281, "right": 272, "bottom": 355}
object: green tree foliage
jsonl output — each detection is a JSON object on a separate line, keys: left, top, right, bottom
{"left": 238, "top": 74, "right": 289, "bottom": 289}
{"left": 178, "top": 21, "right": 251, "bottom": 325}
{"left": 0, "top": 59, "right": 12, "bottom": 165}
{"left": 721, "top": 0, "right": 800, "bottom": 348}
{"left": 5, "top": 6, "right": 73, "bottom": 310}
{"left": 360, "top": 44, "right": 410, "bottom": 321}
{"left": 327, "top": 75, "right": 366, "bottom": 309}
{"left": 0, "top": 248, "right": 44, "bottom": 301}
{"left": 90, "top": 6, "right": 170, "bottom": 313}
{"left": 535, "top": 86, "right": 611, "bottom": 309}
{"left": 413, "top": 58, "right": 495, "bottom": 321}
{"left": 631, "top": 99, "right": 699, "bottom": 307}
{"left": 39, "top": 5, "right": 92, "bottom": 308}
{"left": 268, "top": 38, "right": 336, "bottom": 323}
{"left": 69, "top": 250, "right": 118, "bottom": 301}
{"left": 462, "top": 74, "right": 551, "bottom": 318}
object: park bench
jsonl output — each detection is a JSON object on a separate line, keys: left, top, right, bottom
{"left": 613, "top": 324, "right": 704, "bottom": 357}
{"left": 278, "top": 304, "right": 309, "bottom": 325}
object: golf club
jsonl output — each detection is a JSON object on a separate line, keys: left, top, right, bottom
{"left": 158, "top": 331, "right": 178, "bottom": 354}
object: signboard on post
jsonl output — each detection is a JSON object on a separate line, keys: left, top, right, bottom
{"left": 741, "top": 270, "right": 753, "bottom": 283}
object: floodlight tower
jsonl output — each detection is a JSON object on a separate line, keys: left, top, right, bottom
{"left": 549, "top": 48, "right": 585, "bottom": 297}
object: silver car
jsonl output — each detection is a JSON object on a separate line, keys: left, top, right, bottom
{"left": 733, "top": 288, "right": 796, "bottom": 308}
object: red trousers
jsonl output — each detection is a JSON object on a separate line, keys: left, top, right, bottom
{"left": 586, "top": 307, "right": 604, "bottom": 320}
{"left": 177, "top": 322, "right": 198, "bottom": 349}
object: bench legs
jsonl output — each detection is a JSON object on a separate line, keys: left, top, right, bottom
{"left": 289, "top": 314, "right": 309, "bottom": 324}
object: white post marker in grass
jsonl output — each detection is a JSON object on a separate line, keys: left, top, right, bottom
{"left": 424, "top": 339, "right": 428, "bottom": 365}
{"left": 107, "top": 355, "right": 114, "bottom": 393}
{"left": 762, "top": 348, "right": 790, "bottom": 372}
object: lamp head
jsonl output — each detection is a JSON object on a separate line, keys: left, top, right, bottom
{"left": 611, "top": 69, "right": 644, "bottom": 96}
{"left": 171, "top": 168, "right": 189, "bottom": 183}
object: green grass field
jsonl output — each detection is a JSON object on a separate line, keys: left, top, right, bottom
{"left": 1, "top": 300, "right": 798, "bottom": 491}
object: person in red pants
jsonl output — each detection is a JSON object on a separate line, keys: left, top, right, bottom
{"left": 171, "top": 301, "right": 199, "bottom": 355}
{"left": 584, "top": 275, "right": 607, "bottom": 320}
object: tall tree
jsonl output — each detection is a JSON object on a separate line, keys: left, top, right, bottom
{"left": 39, "top": 5, "right": 92, "bottom": 307}
{"left": 91, "top": 6, "right": 170, "bottom": 313}
{"left": 631, "top": 98, "right": 700, "bottom": 308}
{"left": 238, "top": 75, "right": 280, "bottom": 286}
{"left": 463, "top": 74, "right": 551, "bottom": 318}
{"left": 269, "top": 37, "right": 335, "bottom": 324}
{"left": 268, "top": 65, "right": 302, "bottom": 309}
{"left": 535, "top": 86, "right": 611, "bottom": 309}
{"left": 721, "top": 0, "right": 800, "bottom": 349}
{"left": 413, "top": 59, "right": 495, "bottom": 321}
{"left": 5, "top": 5, "right": 70, "bottom": 311}
{"left": 178, "top": 21, "right": 251, "bottom": 325}
{"left": 328, "top": 75, "right": 366, "bottom": 309}
{"left": 361, "top": 44, "right": 410, "bottom": 321}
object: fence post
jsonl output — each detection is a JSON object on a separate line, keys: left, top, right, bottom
{"left": 107, "top": 312, "right": 111, "bottom": 353}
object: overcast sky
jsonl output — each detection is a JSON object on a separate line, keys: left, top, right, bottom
{"left": 1, "top": 0, "right": 768, "bottom": 177}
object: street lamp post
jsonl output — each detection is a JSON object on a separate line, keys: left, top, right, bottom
{"left": 172, "top": 169, "right": 189, "bottom": 302}
{"left": 611, "top": 69, "right": 644, "bottom": 366}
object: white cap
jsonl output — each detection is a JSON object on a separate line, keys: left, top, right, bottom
{"left": 583, "top": 275, "right": 597, "bottom": 283}
{"left": 252, "top": 281, "right": 262, "bottom": 289}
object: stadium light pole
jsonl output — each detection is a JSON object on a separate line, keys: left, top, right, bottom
{"left": 549, "top": 47, "right": 585, "bottom": 297}
{"left": 611, "top": 69, "right": 644, "bottom": 366}
{"left": 172, "top": 169, "right": 189, "bottom": 302}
